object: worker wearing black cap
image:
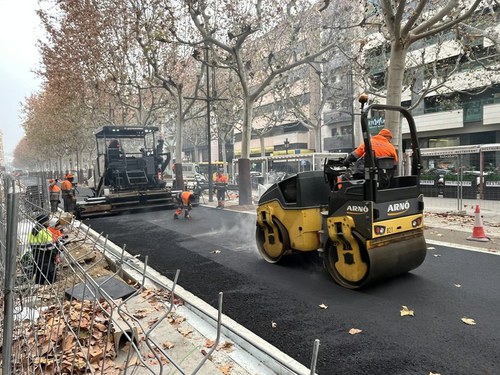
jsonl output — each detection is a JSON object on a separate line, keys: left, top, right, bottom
{"left": 28, "top": 214, "right": 59, "bottom": 284}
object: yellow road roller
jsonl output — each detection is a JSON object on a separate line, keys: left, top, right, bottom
{"left": 256, "top": 101, "right": 426, "bottom": 289}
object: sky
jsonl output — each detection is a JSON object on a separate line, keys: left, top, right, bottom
{"left": 0, "top": 0, "right": 42, "bottom": 161}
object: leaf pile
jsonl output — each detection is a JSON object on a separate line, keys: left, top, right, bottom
{"left": 14, "top": 299, "right": 117, "bottom": 374}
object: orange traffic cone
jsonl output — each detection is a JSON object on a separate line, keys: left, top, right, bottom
{"left": 467, "top": 205, "right": 490, "bottom": 242}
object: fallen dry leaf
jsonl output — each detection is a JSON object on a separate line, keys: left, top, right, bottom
{"left": 205, "top": 339, "right": 215, "bottom": 348}
{"left": 148, "top": 317, "right": 159, "bottom": 327}
{"left": 219, "top": 364, "right": 233, "bottom": 375}
{"left": 162, "top": 341, "right": 174, "bottom": 349}
{"left": 319, "top": 303, "right": 328, "bottom": 309}
{"left": 133, "top": 311, "right": 149, "bottom": 319}
{"left": 349, "top": 328, "right": 362, "bottom": 335}
{"left": 179, "top": 328, "right": 193, "bottom": 337}
{"left": 219, "top": 341, "right": 234, "bottom": 352}
{"left": 461, "top": 317, "right": 476, "bottom": 325}
{"left": 172, "top": 317, "right": 186, "bottom": 325}
{"left": 400, "top": 305, "right": 414, "bottom": 317}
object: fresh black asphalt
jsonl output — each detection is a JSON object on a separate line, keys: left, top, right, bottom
{"left": 85, "top": 206, "right": 500, "bottom": 375}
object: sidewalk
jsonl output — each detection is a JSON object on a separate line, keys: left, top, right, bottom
{"left": 422, "top": 197, "right": 500, "bottom": 252}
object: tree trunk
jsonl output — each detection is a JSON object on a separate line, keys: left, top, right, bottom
{"left": 309, "top": 61, "right": 322, "bottom": 152}
{"left": 175, "top": 96, "right": 183, "bottom": 164}
{"left": 239, "top": 97, "right": 254, "bottom": 205}
{"left": 193, "top": 145, "right": 198, "bottom": 162}
{"left": 221, "top": 140, "right": 227, "bottom": 175}
{"left": 175, "top": 94, "right": 184, "bottom": 190}
{"left": 315, "top": 126, "right": 322, "bottom": 153}
{"left": 385, "top": 41, "right": 407, "bottom": 172}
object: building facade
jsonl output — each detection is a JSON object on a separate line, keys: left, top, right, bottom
{"left": 190, "top": 4, "right": 500, "bottom": 175}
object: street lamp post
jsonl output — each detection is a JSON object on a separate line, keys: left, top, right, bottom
{"left": 204, "top": 46, "right": 214, "bottom": 202}
{"left": 284, "top": 138, "right": 290, "bottom": 174}
{"left": 185, "top": 46, "right": 227, "bottom": 202}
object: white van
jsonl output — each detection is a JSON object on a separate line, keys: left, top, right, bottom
{"left": 177, "top": 163, "right": 198, "bottom": 181}
{"left": 171, "top": 163, "right": 205, "bottom": 189}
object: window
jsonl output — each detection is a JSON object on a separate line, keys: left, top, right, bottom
{"left": 428, "top": 137, "right": 459, "bottom": 148}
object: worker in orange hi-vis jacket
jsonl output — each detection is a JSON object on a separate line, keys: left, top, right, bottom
{"left": 61, "top": 173, "right": 76, "bottom": 214}
{"left": 343, "top": 128, "right": 398, "bottom": 178}
{"left": 48, "top": 178, "right": 61, "bottom": 212}
{"left": 174, "top": 191, "right": 196, "bottom": 220}
{"left": 214, "top": 170, "right": 228, "bottom": 209}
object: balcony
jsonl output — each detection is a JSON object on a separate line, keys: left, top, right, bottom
{"left": 403, "top": 109, "right": 464, "bottom": 134}
{"left": 483, "top": 103, "right": 500, "bottom": 125}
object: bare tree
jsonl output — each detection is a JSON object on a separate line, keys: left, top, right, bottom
{"left": 130, "top": 0, "right": 208, "bottom": 188}
{"left": 361, "top": 0, "right": 483, "bottom": 149}
{"left": 183, "top": 0, "right": 353, "bottom": 204}
{"left": 210, "top": 69, "right": 244, "bottom": 172}
{"left": 268, "top": 48, "right": 355, "bottom": 153}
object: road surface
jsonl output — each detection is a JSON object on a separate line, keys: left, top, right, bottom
{"left": 85, "top": 206, "right": 500, "bottom": 375}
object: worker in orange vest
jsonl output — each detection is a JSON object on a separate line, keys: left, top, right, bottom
{"left": 343, "top": 128, "right": 398, "bottom": 178}
{"left": 47, "top": 218, "right": 67, "bottom": 264}
{"left": 48, "top": 178, "right": 61, "bottom": 212}
{"left": 48, "top": 218, "right": 65, "bottom": 241}
{"left": 214, "top": 170, "right": 228, "bottom": 209}
{"left": 174, "top": 191, "right": 196, "bottom": 220}
{"left": 61, "top": 173, "right": 76, "bottom": 213}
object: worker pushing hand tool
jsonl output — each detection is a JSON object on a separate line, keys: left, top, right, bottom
{"left": 174, "top": 191, "right": 196, "bottom": 220}
{"left": 256, "top": 94, "right": 426, "bottom": 289}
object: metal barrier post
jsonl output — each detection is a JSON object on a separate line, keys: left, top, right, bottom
{"left": 309, "top": 339, "right": 320, "bottom": 375}
{"left": 0, "top": 176, "right": 5, "bottom": 262}
{"left": 2, "top": 184, "right": 19, "bottom": 375}
{"left": 457, "top": 155, "right": 463, "bottom": 212}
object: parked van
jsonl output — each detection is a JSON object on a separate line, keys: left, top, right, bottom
{"left": 175, "top": 163, "right": 198, "bottom": 181}
{"left": 171, "top": 162, "right": 205, "bottom": 189}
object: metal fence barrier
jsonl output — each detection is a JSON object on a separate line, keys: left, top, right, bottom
{"left": 0, "top": 175, "right": 231, "bottom": 375}
{"left": 0, "top": 175, "right": 320, "bottom": 375}
{"left": 419, "top": 147, "right": 500, "bottom": 206}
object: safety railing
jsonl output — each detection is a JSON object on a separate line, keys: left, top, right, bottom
{"left": 408, "top": 145, "right": 500, "bottom": 212}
